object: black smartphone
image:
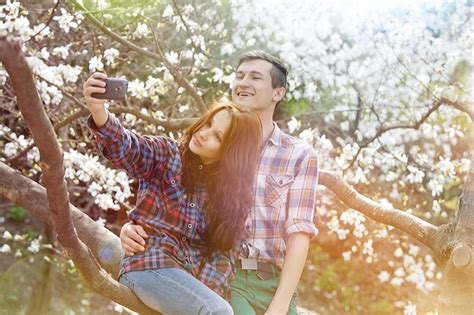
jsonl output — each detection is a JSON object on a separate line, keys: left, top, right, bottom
{"left": 91, "top": 78, "right": 128, "bottom": 100}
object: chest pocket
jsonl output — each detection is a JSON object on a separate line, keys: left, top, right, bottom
{"left": 264, "top": 174, "right": 294, "bottom": 208}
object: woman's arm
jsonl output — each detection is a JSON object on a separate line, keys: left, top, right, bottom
{"left": 83, "top": 72, "right": 176, "bottom": 179}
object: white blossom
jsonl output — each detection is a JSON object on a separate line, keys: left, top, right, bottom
{"left": 27, "top": 239, "right": 41, "bottom": 253}
{"left": 342, "top": 251, "right": 351, "bottom": 261}
{"left": 0, "top": 244, "right": 12, "bottom": 254}
{"left": 53, "top": 8, "right": 79, "bottom": 33}
{"left": 162, "top": 5, "right": 174, "bottom": 18}
{"left": 165, "top": 51, "right": 179, "bottom": 65}
{"left": 89, "top": 56, "right": 104, "bottom": 72}
{"left": 2, "top": 231, "right": 13, "bottom": 240}
{"left": 394, "top": 248, "right": 404, "bottom": 257}
{"left": 103, "top": 48, "right": 119, "bottom": 65}
{"left": 96, "top": 217, "right": 107, "bottom": 228}
{"left": 287, "top": 117, "right": 301, "bottom": 134}
{"left": 406, "top": 165, "right": 424, "bottom": 184}
{"left": 134, "top": 23, "right": 149, "bottom": 37}
{"left": 408, "top": 245, "right": 420, "bottom": 257}
{"left": 378, "top": 271, "right": 390, "bottom": 283}
{"left": 52, "top": 46, "right": 70, "bottom": 59}
{"left": 403, "top": 302, "right": 417, "bottom": 315}
{"left": 390, "top": 277, "right": 404, "bottom": 287}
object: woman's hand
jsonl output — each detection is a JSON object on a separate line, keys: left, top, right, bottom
{"left": 82, "top": 72, "right": 108, "bottom": 127}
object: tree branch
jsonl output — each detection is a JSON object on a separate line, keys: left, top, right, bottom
{"left": 319, "top": 170, "right": 439, "bottom": 251}
{"left": 0, "top": 35, "right": 158, "bottom": 314}
{"left": 6, "top": 106, "right": 195, "bottom": 164}
{"left": 441, "top": 98, "right": 474, "bottom": 121}
{"left": 346, "top": 99, "right": 444, "bottom": 169}
{"left": 68, "top": 0, "right": 207, "bottom": 113}
{"left": 147, "top": 22, "right": 207, "bottom": 113}
{"left": 26, "top": 0, "right": 61, "bottom": 43}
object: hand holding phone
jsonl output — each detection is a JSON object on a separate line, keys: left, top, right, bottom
{"left": 83, "top": 73, "right": 127, "bottom": 128}
{"left": 91, "top": 78, "right": 128, "bottom": 100}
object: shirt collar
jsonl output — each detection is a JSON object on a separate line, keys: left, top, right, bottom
{"left": 267, "top": 122, "right": 290, "bottom": 147}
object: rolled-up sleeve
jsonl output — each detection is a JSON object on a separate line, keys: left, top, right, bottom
{"left": 284, "top": 150, "right": 319, "bottom": 238}
{"left": 87, "top": 113, "right": 175, "bottom": 179}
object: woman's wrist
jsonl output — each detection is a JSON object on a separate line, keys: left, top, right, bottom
{"left": 90, "top": 107, "right": 108, "bottom": 128}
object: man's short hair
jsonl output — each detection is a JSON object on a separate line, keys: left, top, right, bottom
{"left": 237, "top": 50, "right": 288, "bottom": 90}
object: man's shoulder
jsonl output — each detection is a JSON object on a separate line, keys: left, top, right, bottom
{"left": 279, "top": 131, "right": 317, "bottom": 158}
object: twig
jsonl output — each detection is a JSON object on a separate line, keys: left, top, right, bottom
{"left": 69, "top": 0, "right": 207, "bottom": 113}
{"left": 26, "top": 0, "right": 62, "bottom": 43}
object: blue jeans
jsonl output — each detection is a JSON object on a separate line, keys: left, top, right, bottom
{"left": 119, "top": 268, "right": 233, "bottom": 315}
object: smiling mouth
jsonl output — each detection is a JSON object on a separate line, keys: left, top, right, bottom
{"left": 236, "top": 91, "right": 254, "bottom": 97}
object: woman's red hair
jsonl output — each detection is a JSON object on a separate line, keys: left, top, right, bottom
{"left": 180, "top": 102, "right": 262, "bottom": 253}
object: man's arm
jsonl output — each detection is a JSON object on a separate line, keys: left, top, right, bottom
{"left": 120, "top": 222, "right": 149, "bottom": 256}
{"left": 265, "top": 232, "right": 310, "bottom": 315}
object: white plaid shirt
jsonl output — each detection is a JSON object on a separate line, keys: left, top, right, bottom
{"left": 241, "top": 123, "right": 319, "bottom": 268}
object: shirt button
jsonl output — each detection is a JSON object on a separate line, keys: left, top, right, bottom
{"left": 182, "top": 236, "right": 187, "bottom": 242}
{"left": 187, "top": 224, "right": 193, "bottom": 229}
{"left": 190, "top": 202, "right": 195, "bottom": 208}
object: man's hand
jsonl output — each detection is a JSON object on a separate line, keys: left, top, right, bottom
{"left": 82, "top": 72, "right": 108, "bottom": 127}
{"left": 120, "top": 222, "right": 149, "bottom": 256}
{"left": 266, "top": 232, "right": 310, "bottom": 315}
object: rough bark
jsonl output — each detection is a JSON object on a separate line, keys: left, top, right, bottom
{"left": 438, "top": 128, "right": 474, "bottom": 314}
{"left": 0, "top": 161, "right": 122, "bottom": 276}
{"left": 0, "top": 36, "right": 158, "bottom": 314}
{"left": 319, "top": 171, "right": 439, "bottom": 251}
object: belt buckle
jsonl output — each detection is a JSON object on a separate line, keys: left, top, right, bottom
{"left": 240, "top": 258, "right": 258, "bottom": 270}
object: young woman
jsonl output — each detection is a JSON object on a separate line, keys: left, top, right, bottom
{"left": 83, "top": 73, "right": 262, "bottom": 315}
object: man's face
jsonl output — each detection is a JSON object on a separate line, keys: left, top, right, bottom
{"left": 232, "top": 59, "right": 282, "bottom": 113}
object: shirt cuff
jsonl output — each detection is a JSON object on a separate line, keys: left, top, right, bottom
{"left": 285, "top": 219, "right": 319, "bottom": 239}
{"left": 87, "top": 113, "right": 121, "bottom": 141}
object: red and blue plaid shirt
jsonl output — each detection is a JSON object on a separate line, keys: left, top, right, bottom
{"left": 88, "top": 113, "right": 235, "bottom": 298}
{"left": 241, "top": 123, "right": 319, "bottom": 268}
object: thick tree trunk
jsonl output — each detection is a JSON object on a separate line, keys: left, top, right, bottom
{"left": 0, "top": 36, "right": 158, "bottom": 314}
{"left": 439, "top": 131, "right": 474, "bottom": 315}
{"left": 0, "top": 162, "right": 122, "bottom": 277}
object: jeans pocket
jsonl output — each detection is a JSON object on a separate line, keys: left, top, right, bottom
{"left": 119, "top": 273, "right": 135, "bottom": 291}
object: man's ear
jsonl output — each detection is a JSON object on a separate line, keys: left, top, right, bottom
{"left": 272, "top": 86, "right": 286, "bottom": 103}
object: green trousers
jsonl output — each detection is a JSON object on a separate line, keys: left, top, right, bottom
{"left": 230, "top": 268, "right": 298, "bottom": 315}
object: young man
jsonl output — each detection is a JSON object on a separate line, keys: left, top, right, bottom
{"left": 120, "top": 51, "right": 319, "bottom": 314}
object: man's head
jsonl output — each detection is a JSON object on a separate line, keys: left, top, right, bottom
{"left": 232, "top": 50, "right": 288, "bottom": 115}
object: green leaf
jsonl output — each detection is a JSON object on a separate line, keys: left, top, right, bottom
{"left": 6, "top": 206, "right": 28, "bottom": 222}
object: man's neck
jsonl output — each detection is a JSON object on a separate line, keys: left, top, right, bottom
{"left": 259, "top": 110, "right": 275, "bottom": 143}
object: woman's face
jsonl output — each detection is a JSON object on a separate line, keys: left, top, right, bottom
{"left": 189, "top": 110, "right": 231, "bottom": 164}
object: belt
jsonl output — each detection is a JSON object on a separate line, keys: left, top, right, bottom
{"left": 236, "top": 258, "right": 280, "bottom": 280}
{"left": 236, "top": 258, "right": 279, "bottom": 273}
